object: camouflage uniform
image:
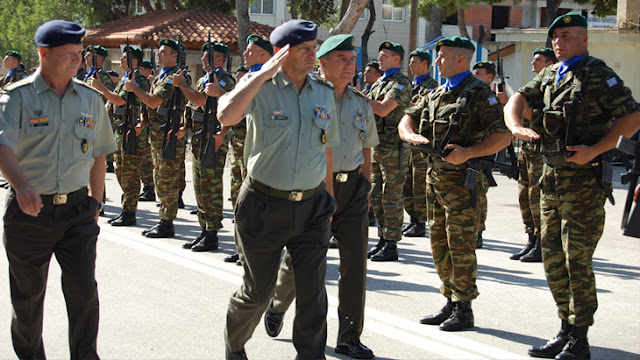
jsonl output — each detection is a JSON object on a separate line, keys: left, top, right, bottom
{"left": 406, "top": 74, "right": 507, "bottom": 301}
{"left": 76, "top": 68, "right": 87, "bottom": 81}
{"left": 187, "top": 69, "right": 235, "bottom": 231}
{"left": 518, "top": 112, "right": 543, "bottom": 239}
{"left": 85, "top": 69, "right": 116, "bottom": 168}
{"left": 518, "top": 53, "right": 639, "bottom": 326}
{"left": 109, "top": 70, "right": 150, "bottom": 213}
{"left": 368, "top": 70, "right": 412, "bottom": 242}
{"left": 137, "top": 125, "right": 154, "bottom": 187}
{"left": 0, "top": 67, "right": 28, "bottom": 89}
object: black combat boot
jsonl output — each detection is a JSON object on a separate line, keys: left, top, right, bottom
{"left": 368, "top": 207, "right": 377, "bottom": 226}
{"left": 370, "top": 240, "right": 398, "bottom": 261}
{"left": 528, "top": 319, "right": 573, "bottom": 358}
{"left": 183, "top": 228, "right": 206, "bottom": 249}
{"left": 225, "top": 252, "right": 240, "bottom": 263}
{"left": 521, "top": 236, "right": 542, "bottom": 262}
{"left": 420, "top": 298, "right": 454, "bottom": 325}
{"left": 110, "top": 212, "right": 136, "bottom": 226}
{"left": 367, "top": 238, "right": 385, "bottom": 259}
{"left": 142, "top": 219, "right": 175, "bottom": 238}
{"left": 178, "top": 191, "right": 185, "bottom": 209}
{"left": 476, "top": 232, "right": 483, "bottom": 249}
{"left": 404, "top": 222, "right": 426, "bottom": 237}
{"left": 511, "top": 233, "right": 537, "bottom": 260}
{"left": 439, "top": 301, "right": 474, "bottom": 331}
{"left": 402, "top": 216, "right": 418, "bottom": 233}
{"left": 107, "top": 213, "right": 123, "bottom": 224}
{"left": 106, "top": 161, "right": 115, "bottom": 173}
{"left": 191, "top": 231, "right": 219, "bottom": 252}
{"left": 555, "top": 326, "right": 590, "bottom": 360}
{"left": 139, "top": 185, "right": 156, "bottom": 202}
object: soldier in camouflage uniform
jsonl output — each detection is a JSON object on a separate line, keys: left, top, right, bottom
{"left": 125, "top": 38, "right": 191, "bottom": 238}
{"left": 90, "top": 46, "right": 150, "bottom": 227}
{"left": 402, "top": 49, "right": 438, "bottom": 238}
{"left": 366, "top": 41, "right": 412, "bottom": 262}
{"left": 174, "top": 42, "right": 236, "bottom": 252}
{"left": 76, "top": 50, "right": 87, "bottom": 81}
{"left": 136, "top": 60, "right": 157, "bottom": 202}
{"left": 399, "top": 36, "right": 511, "bottom": 332}
{"left": 505, "top": 13, "right": 640, "bottom": 359}
{"left": 0, "top": 51, "right": 28, "bottom": 89}
{"left": 362, "top": 61, "right": 382, "bottom": 95}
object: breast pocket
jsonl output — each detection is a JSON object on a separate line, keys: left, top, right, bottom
{"left": 352, "top": 119, "right": 368, "bottom": 142}
{"left": 72, "top": 124, "right": 97, "bottom": 159}
{"left": 310, "top": 116, "right": 330, "bottom": 151}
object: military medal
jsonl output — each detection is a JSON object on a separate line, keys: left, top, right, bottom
{"left": 81, "top": 139, "right": 88, "bottom": 153}
{"left": 321, "top": 129, "right": 327, "bottom": 144}
{"left": 360, "top": 132, "right": 366, "bottom": 141}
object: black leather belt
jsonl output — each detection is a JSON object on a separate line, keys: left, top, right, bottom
{"left": 248, "top": 177, "right": 324, "bottom": 202}
{"left": 39, "top": 187, "right": 87, "bottom": 205}
{"left": 333, "top": 166, "right": 360, "bottom": 183}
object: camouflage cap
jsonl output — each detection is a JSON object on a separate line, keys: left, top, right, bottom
{"left": 235, "top": 65, "right": 249, "bottom": 73}
{"left": 436, "top": 36, "right": 475, "bottom": 52}
{"left": 533, "top": 46, "right": 557, "bottom": 63}
{"left": 139, "top": 60, "right": 154, "bottom": 70}
{"left": 5, "top": 50, "right": 22, "bottom": 60}
{"left": 122, "top": 45, "right": 143, "bottom": 63}
{"left": 409, "top": 49, "right": 431, "bottom": 64}
{"left": 473, "top": 61, "right": 496, "bottom": 76}
{"left": 159, "top": 38, "right": 182, "bottom": 53}
{"left": 202, "top": 42, "right": 230, "bottom": 55}
{"left": 85, "top": 44, "right": 108, "bottom": 58}
{"left": 247, "top": 34, "right": 274, "bottom": 55}
{"left": 316, "top": 34, "right": 356, "bottom": 59}
{"left": 379, "top": 41, "right": 404, "bottom": 56}
{"left": 548, "top": 12, "right": 587, "bottom": 38}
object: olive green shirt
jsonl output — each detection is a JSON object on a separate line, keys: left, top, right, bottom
{"left": 0, "top": 69, "right": 117, "bottom": 194}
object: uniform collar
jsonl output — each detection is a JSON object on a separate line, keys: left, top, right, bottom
{"left": 159, "top": 66, "right": 176, "bottom": 80}
{"left": 380, "top": 67, "right": 401, "bottom": 81}
{"left": 249, "top": 64, "right": 263, "bottom": 72}
{"left": 272, "top": 68, "right": 312, "bottom": 91}
{"left": 444, "top": 71, "right": 472, "bottom": 92}
{"left": 33, "top": 68, "right": 79, "bottom": 95}
{"left": 413, "top": 73, "right": 430, "bottom": 87}
{"left": 557, "top": 52, "right": 587, "bottom": 85}
{"left": 5, "top": 67, "right": 18, "bottom": 78}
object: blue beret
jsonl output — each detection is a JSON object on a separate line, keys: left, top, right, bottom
{"left": 533, "top": 47, "right": 557, "bottom": 62}
{"left": 548, "top": 12, "right": 587, "bottom": 38}
{"left": 34, "top": 20, "right": 85, "bottom": 48}
{"left": 316, "top": 34, "right": 355, "bottom": 59}
{"left": 270, "top": 19, "right": 317, "bottom": 48}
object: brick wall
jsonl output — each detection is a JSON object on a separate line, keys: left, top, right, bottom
{"left": 463, "top": 5, "right": 524, "bottom": 39}
{"left": 510, "top": 7, "right": 523, "bottom": 27}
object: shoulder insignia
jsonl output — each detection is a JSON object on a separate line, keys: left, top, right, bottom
{"left": 349, "top": 86, "right": 369, "bottom": 101}
{"left": 488, "top": 96, "right": 498, "bottom": 106}
{"left": 3, "top": 77, "right": 31, "bottom": 91}
{"left": 310, "top": 73, "right": 334, "bottom": 89}
{"left": 74, "top": 78, "right": 103, "bottom": 95}
{"left": 395, "top": 84, "right": 404, "bottom": 90}
{"left": 606, "top": 77, "right": 619, "bottom": 87}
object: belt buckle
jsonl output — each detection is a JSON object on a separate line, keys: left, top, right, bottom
{"left": 288, "top": 191, "right": 303, "bottom": 202}
{"left": 335, "top": 173, "right": 348, "bottom": 183}
{"left": 53, "top": 194, "right": 67, "bottom": 205}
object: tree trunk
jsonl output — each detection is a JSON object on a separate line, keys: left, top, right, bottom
{"left": 457, "top": 7, "right": 470, "bottom": 38}
{"left": 139, "top": 0, "right": 155, "bottom": 12}
{"left": 164, "top": 0, "right": 185, "bottom": 10}
{"left": 408, "top": 0, "right": 418, "bottom": 77}
{"left": 360, "top": 0, "right": 376, "bottom": 68}
{"left": 329, "top": 0, "right": 370, "bottom": 35}
{"left": 544, "top": 0, "right": 563, "bottom": 46}
{"left": 236, "top": 0, "right": 251, "bottom": 56}
{"left": 339, "top": 0, "right": 350, "bottom": 20}
{"left": 427, "top": 5, "right": 444, "bottom": 41}
{"left": 290, "top": 0, "right": 298, "bottom": 19}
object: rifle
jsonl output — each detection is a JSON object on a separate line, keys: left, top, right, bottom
{"left": 198, "top": 31, "right": 221, "bottom": 169}
{"left": 120, "top": 38, "right": 137, "bottom": 156}
{"left": 150, "top": 46, "right": 156, "bottom": 76}
{"left": 616, "top": 136, "right": 640, "bottom": 238}
{"left": 161, "top": 36, "right": 184, "bottom": 161}
{"left": 495, "top": 46, "right": 508, "bottom": 92}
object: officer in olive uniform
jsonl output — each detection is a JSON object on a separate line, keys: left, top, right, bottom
{"left": 125, "top": 38, "right": 191, "bottom": 238}
{"left": 136, "top": 59, "right": 157, "bottom": 202}
{"left": 402, "top": 49, "right": 439, "bottom": 237}
{"left": 217, "top": 19, "right": 337, "bottom": 360}
{"left": 89, "top": 45, "right": 150, "bottom": 227}
{"left": 0, "top": 51, "right": 28, "bottom": 89}
{"left": 174, "top": 42, "right": 236, "bottom": 252}
{"left": 0, "top": 20, "right": 117, "bottom": 359}
{"left": 367, "top": 41, "right": 412, "bottom": 261}
{"left": 263, "top": 34, "right": 378, "bottom": 360}
{"left": 399, "top": 36, "right": 511, "bottom": 332}
{"left": 505, "top": 13, "right": 640, "bottom": 359}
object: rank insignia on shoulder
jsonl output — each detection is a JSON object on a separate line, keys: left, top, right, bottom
{"left": 606, "top": 77, "right": 618, "bottom": 87}
{"left": 321, "top": 129, "right": 327, "bottom": 144}
{"left": 488, "top": 97, "right": 498, "bottom": 106}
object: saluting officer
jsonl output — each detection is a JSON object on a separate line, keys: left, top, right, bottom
{"left": 217, "top": 19, "right": 337, "bottom": 359}
{"left": 0, "top": 51, "right": 28, "bottom": 89}
{"left": 263, "top": 34, "right": 378, "bottom": 360}
{"left": 399, "top": 36, "right": 511, "bottom": 331}
{"left": 0, "top": 20, "right": 117, "bottom": 359}
{"left": 504, "top": 13, "right": 640, "bottom": 359}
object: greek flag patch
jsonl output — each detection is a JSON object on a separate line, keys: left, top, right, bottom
{"left": 488, "top": 97, "right": 498, "bottom": 105}
{"left": 220, "top": 80, "right": 226, "bottom": 87}
{"left": 606, "top": 77, "right": 618, "bottom": 88}
{"left": 396, "top": 84, "right": 404, "bottom": 90}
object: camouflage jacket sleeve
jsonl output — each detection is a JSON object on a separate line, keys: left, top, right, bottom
{"left": 517, "top": 65, "right": 552, "bottom": 115}
{"left": 383, "top": 72, "right": 412, "bottom": 121}
{"left": 463, "top": 85, "right": 510, "bottom": 145}
{"left": 588, "top": 66, "right": 639, "bottom": 120}
{"left": 98, "top": 70, "right": 115, "bottom": 92}
{"left": 405, "top": 94, "right": 428, "bottom": 123}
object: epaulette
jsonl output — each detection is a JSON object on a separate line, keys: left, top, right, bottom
{"left": 74, "top": 78, "right": 103, "bottom": 95}
{"left": 349, "top": 85, "right": 369, "bottom": 101}
{"left": 3, "top": 77, "right": 31, "bottom": 92}
{"left": 310, "top": 73, "right": 334, "bottom": 89}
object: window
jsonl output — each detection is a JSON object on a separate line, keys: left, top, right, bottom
{"left": 492, "top": 6, "right": 510, "bottom": 29}
{"left": 251, "top": 0, "right": 274, "bottom": 15}
{"left": 359, "top": 8, "right": 368, "bottom": 20}
{"left": 382, "top": 0, "right": 404, "bottom": 21}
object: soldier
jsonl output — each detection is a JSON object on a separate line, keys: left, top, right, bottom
{"left": 510, "top": 47, "right": 556, "bottom": 263}
{"left": 0, "top": 20, "right": 117, "bottom": 358}
{"left": 402, "top": 49, "right": 439, "bottom": 238}
{"left": 504, "top": 13, "right": 640, "bottom": 359}
{"left": 366, "top": 41, "right": 412, "bottom": 262}
{"left": 137, "top": 59, "right": 157, "bottom": 202}
{"left": 234, "top": 65, "right": 249, "bottom": 82}
{"left": 217, "top": 19, "right": 337, "bottom": 359}
{"left": 76, "top": 49, "right": 87, "bottom": 80}
{"left": 263, "top": 34, "right": 378, "bottom": 359}
{"left": 174, "top": 42, "right": 236, "bottom": 252}
{"left": 0, "top": 51, "right": 28, "bottom": 89}
{"left": 125, "top": 38, "right": 190, "bottom": 238}
{"left": 362, "top": 61, "right": 382, "bottom": 95}
{"left": 89, "top": 45, "right": 150, "bottom": 227}
{"left": 399, "top": 36, "right": 511, "bottom": 331}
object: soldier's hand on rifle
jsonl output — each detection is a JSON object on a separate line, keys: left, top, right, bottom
{"left": 88, "top": 75, "right": 104, "bottom": 91}
{"left": 124, "top": 78, "right": 136, "bottom": 92}
{"left": 443, "top": 144, "right": 471, "bottom": 166}
{"left": 634, "top": 185, "right": 639, "bottom": 203}
{"left": 175, "top": 124, "right": 188, "bottom": 139}
{"left": 134, "top": 122, "right": 145, "bottom": 136}
{"left": 510, "top": 125, "right": 540, "bottom": 142}
{"left": 172, "top": 69, "right": 188, "bottom": 89}
{"left": 212, "top": 133, "right": 226, "bottom": 152}
{"left": 565, "top": 145, "right": 596, "bottom": 165}
{"left": 204, "top": 73, "right": 224, "bottom": 98}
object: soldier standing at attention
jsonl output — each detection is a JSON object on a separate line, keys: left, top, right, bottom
{"left": 76, "top": 50, "right": 87, "bottom": 80}
{"left": 174, "top": 42, "right": 236, "bottom": 252}
{"left": 367, "top": 41, "right": 412, "bottom": 262}
{"left": 504, "top": 13, "right": 640, "bottom": 359}
{"left": 399, "top": 36, "right": 511, "bottom": 331}
{"left": 217, "top": 19, "right": 337, "bottom": 359}
{"left": 362, "top": 61, "right": 382, "bottom": 95}
{"left": 509, "top": 47, "right": 557, "bottom": 263}
{"left": 234, "top": 65, "right": 249, "bottom": 82}
{"left": 0, "top": 51, "right": 28, "bottom": 89}
{"left": 0, "top": 20, "right": 117, "bottom": 359}
{"left": 90, "top": 45, "right": 150, "bottom": 227}
{"left": 125, "top": 38, "right": 191, "bottom": 238}
{"left": 402, "top": 49, "right": 438, "bottom": 238}
{"left": 136, "top": 59, "right": 157, "bottom": 202}
{"left": 262, "top": 34, "right": 378, "bottom": 359}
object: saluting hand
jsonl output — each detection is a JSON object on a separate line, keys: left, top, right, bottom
{"left": 260, "top": 44, "right": 290, "bottom": 79}
{"left": 15, "top": 183, "right": 43, "bottom": 217}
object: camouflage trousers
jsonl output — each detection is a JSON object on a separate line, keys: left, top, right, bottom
{"left": 540, "top": 164, "right": 605, "bottom": 327}
{"left": 137, "top": 127, "right": 154, "bottom": 187}
{"left": 427, "top": 168, "right": 484, "bottom": 301}
{"left": 113, "top": 128, "right": 150, "bottom": 213}
{"left": 518, "top": 150, "right": 543, "bottom": 238}
{"left": 476, "top": 175, "right": 489, "bottom": 234}
{"left": 149, "top": 129, "right": 186, "bottom": 221}
{"left": 371, "top": 144, "right": 408, "bottom": 241}
{"left": 229, "top": 132, "right": 246, "bottom": 209}
{"left": 403, "top": 147, "right": 428, "bottom": 223}
{"left": 191, "top": 131, "right": 228, "bottom": 231}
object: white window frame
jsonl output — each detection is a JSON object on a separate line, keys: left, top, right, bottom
{"left": 381, "top": 0, "right": 405, "bottom": 22}
{"left": 359, "top": 8, "right": 369, "bottom": 20}
{"left": 250, "top": 0, "right": 275, "bottom": 15}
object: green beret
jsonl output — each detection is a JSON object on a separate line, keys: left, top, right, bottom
{"left": 247, "top": 34, "right": 274, "bottom": 55}
{"left": 122, "top": 45, "right": 143, "bottom": 63}
{"left": 235, "top": 66, "right": 249, "bottom": 73}
{"left": 85, "top": 45, "right": 108, "bottom": 58}
{"left": 159, "top": 38, "right": 182, "bottom": 53}
{"left": 436, "top": 36, "right": 475, "bottom": 52}
{"left": 202, "top": 42, "right": 229, "bottom": 55}
{"left": 379, "top": 41, "right": 404, "bottom": 56}
{"left": 365, "top": 61, "right": 381, "bottom": 72}
{"left": 409, "top": 49, "right": 431, "bottom": 64}
{"left": 473, "top": 61, "right": 496, "bottom": 75}
{"left": 139, "top": 60, "right": 154, "bottom": 70}
{"left": 316, "top": 34, "right": 355, "bottom": 59}
{"left": 5, "top": 50, "right": 22, "bottom": 60}
{"left": 533, "top": 46, "right": 557, "bottom": 63}
{"left": 548, "top": 12, "right": 587, "bottom": 38}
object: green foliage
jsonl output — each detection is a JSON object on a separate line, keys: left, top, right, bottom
{"left": 294, "top": 0, "right": 338, "bottom": 27}
{"left": 575, "top": 0, "right": 617, "bottom": 16}
{"left": 183, "top": 0, "right": 235, "bottom": 14}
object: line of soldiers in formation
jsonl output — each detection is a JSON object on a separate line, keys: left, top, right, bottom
{"left": 2, "top": 12, "right": 638, "bottom": 360}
